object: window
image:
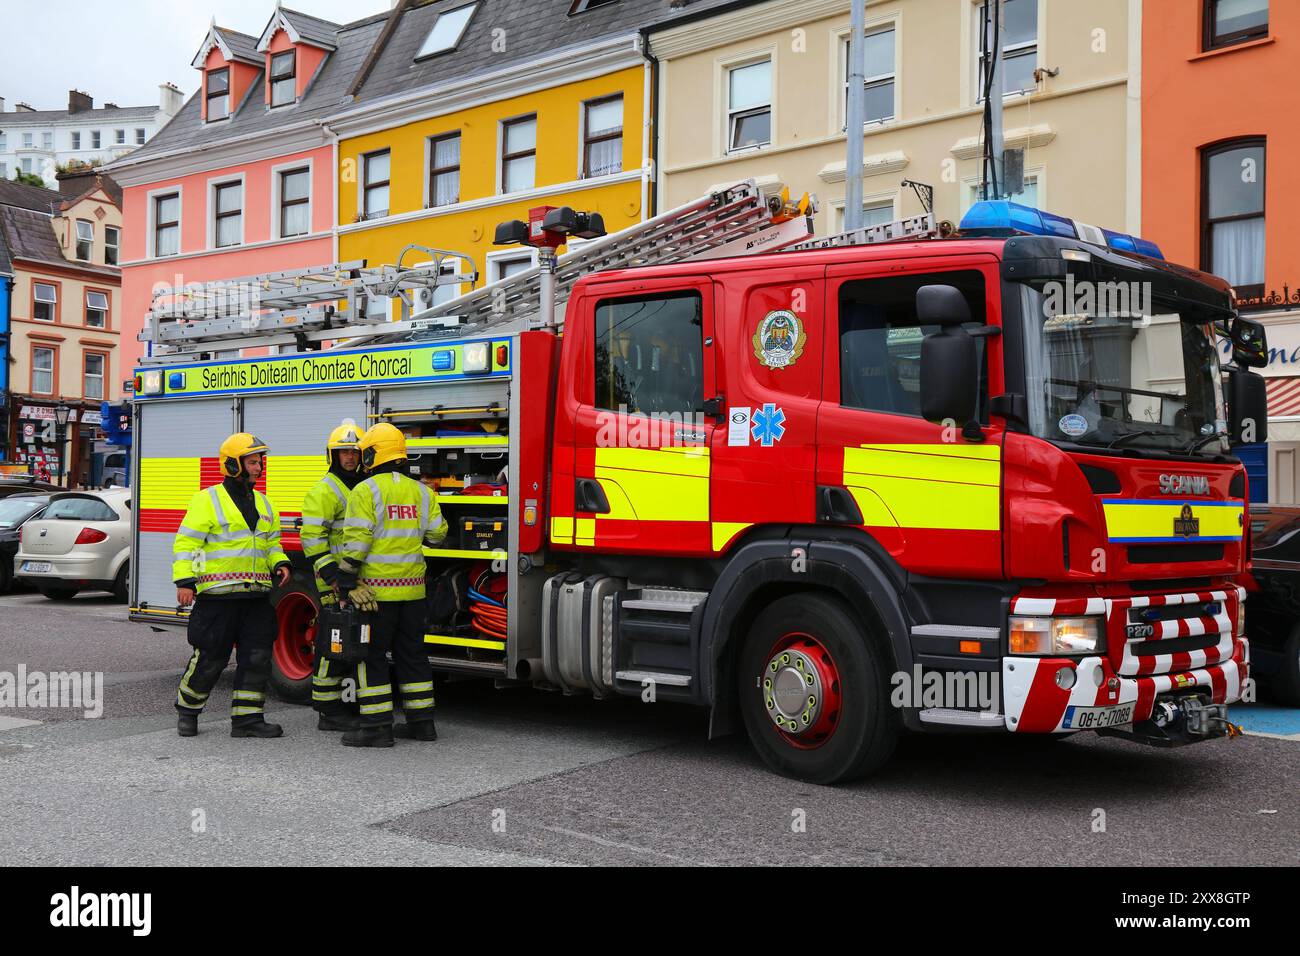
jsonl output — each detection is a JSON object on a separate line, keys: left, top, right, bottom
{"left": 21, "top": 158, "right": 33, "bottom": 174}
{"left": 75, "top": 220, "right": 94, "bottom": 260}
{"left": 595, "top": 291, "right": 704, "bottom": 416}
{"left": 115, "top": 129, "right": 126, "bottom": 145}
{"left": 71, "top": 131, "right": 81, "bottom": 150}
{"left": 43, "top": 132, "right": 53, "bottom": 150}
{"left": 570, "top": 0, "right": 618, "bottom": 11}
{"left": 836, "top": 199, "right": 896, "bottom": 232}
{"left": 1204, "top": 0, "right": 1268, "bottom": 49}
{"left": 104, "top": 226, "right": 119, "bottom": 266}
{"left": 91, "top": 130, "right": 101, "bottom": 149}
{"left": 490, "top": 251, "right": 536, "bottom": 282}
{"left": 501, "top": 115, "right": 537, "bottom": 193}
{"left": 0, "top": 163, "right": 6, "bottom": 178}
{"left": 978, "top": 0, "right": 1038, "bottom": 99}
{"left": 0, "top": 133, "right": 6, "bottom": 150}
{"left": 838, "top": 271, "right": 988, "bottom": 418}
{"left": 22, "top": 132, "right": 33, "bottom": 148}
{"left": 85, "top": 291, "right": 108, "bottom": 329}
{"left": 1202, "top": 139, "right": 1265, "bottom": 297}
{"left": 32, "top": 347, "right": 55, "bottom": 395}
{"left": 135, "top": 128, "right": 146, "bottom": 145}
{"left": 417, "top": 2, "right": 477, "bottom": 58}
{"left": 207, "top": 67, "right": 230, "bottom": 120}
{"left": 213, "top": 181, "right": 243, "bottom": 247}
{"left": 728, "top": 60, "right": 772, "bottom": 151}
{"left": 844, "top": 27, "right": 896, "bottom": 125}
{"left": 43, "top": 496, "right": 116, "bottom": 522}
{"left": 154, "top": 192, "right": 180, "bottom": 257}
{"left": 583, "top": 96, "right": 623, "bottom": 178}
{"left": 428, "top": 133, "right": 460, "bottom": 207}
{"left": 83, "top": 353, "right": 105, "bottom": 400}
{"left": 363, "top": 150, "right": 390, "bottom": 219}
{"left": 33, "top": 283, "right": 57, "bottom": 322}
{"left": 279, "top": 167, "right": 310, "bottom": 237}
{"left": 966, "top": 173, "right": 1039, "bottom": 210}
{"left": 270, "top": 50, "right": 296, "bottom": 106}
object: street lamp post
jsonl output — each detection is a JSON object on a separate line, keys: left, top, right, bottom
{"left": 53, "top": 400, "right": 72, "bottom": 488}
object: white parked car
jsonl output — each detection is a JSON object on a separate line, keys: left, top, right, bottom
{"left": 13, "top": 489, "right": 131, "bottom": 602}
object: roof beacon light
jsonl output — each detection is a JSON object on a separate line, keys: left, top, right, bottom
{"left": 960, "top": 200, "right": 1164, "bottom": 260}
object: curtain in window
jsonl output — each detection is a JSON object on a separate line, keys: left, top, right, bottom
{"left": 1212, "top": 218, "right": 1265, "bottom": 287}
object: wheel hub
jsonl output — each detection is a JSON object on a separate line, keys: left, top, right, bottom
{"left": 763, "top": 647, "right": 823, "bottom": 735}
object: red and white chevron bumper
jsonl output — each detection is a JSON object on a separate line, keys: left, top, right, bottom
{"left": 1002, "top": 588, "right": 1248, "bottom": 733}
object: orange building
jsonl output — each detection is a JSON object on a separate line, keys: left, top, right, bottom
{"left": 1143, "top": 0, "right": 1298, "bottom": 502}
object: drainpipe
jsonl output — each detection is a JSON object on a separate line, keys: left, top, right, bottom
{"left": 639, "top": 27, "right": 660, "bottom": 219}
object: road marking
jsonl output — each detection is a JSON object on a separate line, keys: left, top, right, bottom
{"left": 0, "top": 716, "right": 43, "bottom": 731}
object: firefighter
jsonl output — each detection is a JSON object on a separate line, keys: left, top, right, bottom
{"left": 173, "top": 433, "right": 292, "bottom": 738}
{"left": 336, "top": 422, "right": 447, "bottom": 747}
{"left": 301, "top": 420, "right": 366, "bottom": 732}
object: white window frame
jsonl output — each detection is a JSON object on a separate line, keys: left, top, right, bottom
{"left": 20, "top": 158, "right": 33, "bottom": 174}
{"left": 33, "top": 282, "right": 58, "bottom": 322}
{"left": 0, "top": 162, "right": 6, "bottom": 178}
{"left": 578, "top": 94, "right": 625, "bottom": 180}
{"left": 834, "top": 18, "right": 900, "bottom": 132}
{"left": 971, "top": 0, "right": 1040, "bottom": 105}
{"left": 42, "top": 131, "right": 53, "bottom": 151}
{"left": 32, "top": 347, "right": 55, "bottom": 395}
{"left": 90, "top": 130, "right": 101, "bottom": 149}
{"left": 485, "top": 247, "right": 539, "bottom": 283}
{"left": 75, "top": 220, "right": 94, "bottom": 261}
{"left": 415, "top": 2, "right": 478, "bottom": 60}
{"left": 207, "top": 173, "right": 246, "bottom": 250}
{"left": 22, "top": 132, "right": 33, "bottom": 148}
{"left": 497, "top": 113, "right": 538, "bottom": 195}
{"left": 83, "top": 352, "right": 105, "bottom": 401}
{"left": 104, "top": 225, "right": 120, "bottom": 266}
{"left": 135, "top": 128, "right": 146, "bottom": 145}
{"left": 722, "top": 52, "right": 775, "bottom": 155}
{"left": 424, "top": 131, "right": 462, "bottom": 209}
{"left": 832, "top": 193, "right": 899, "bottom": 233}
{"left": 114, "top": 129, "right": 126, "bottom": 146}
{"left": 71, "top": 131, "right": 81, "bottom": 150}
{"left": 271, "top": 158, "right": 314, "bottom": 239}
{"left": 85, "top": 290, "right": 109, "bottom": 329}
{"left": 145, "top": 184, "right": 183, "bottom": 259}
{"left": 961, "top": 165, "right": 1045, "bottom": 215}
{"left": 359, "top": 149, "right": 392, "bottom": 220}
{"left": 269, "top": 49, "right": 297, "bottom": 108}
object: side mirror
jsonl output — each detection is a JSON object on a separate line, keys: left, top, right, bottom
{"left": 1226, "top": 367, "right": 1268, "bottom": 444}
{"left": 1230, "top": 316, "right": 1268, "bottom": 368}
{"left": 916, "top": 284, "right": 972, "bottom": 326}
{"left": 921, "top": 327, "right": 979, "bottom": 426}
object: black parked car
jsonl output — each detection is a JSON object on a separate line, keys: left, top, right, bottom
{"left": 0, "top": 494, "right": 51, "bottom": 592}
{"left": 0, "top": 476, "right": 61, "bottom": 499}
{"left": 1248, "top": 505, "right": 1300, "bottom": 705}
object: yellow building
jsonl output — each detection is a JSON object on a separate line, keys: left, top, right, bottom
{"left": 331, "top": 0, "right": 685, "bottom": 297}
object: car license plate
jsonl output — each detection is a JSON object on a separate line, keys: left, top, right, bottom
{"left": 21, "top": 561, "right": 52, "bottom": 573}
{"left": 1062, "top": 703, "right": 1135, "bottom": 730}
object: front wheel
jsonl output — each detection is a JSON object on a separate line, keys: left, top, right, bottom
{"left": 40, "top": 585, "right": 79, "bottom": 601}
{"left": 111, "top": 563, "right": 129, "bottom": 603}
{"left": 269, "top": 583, "right": 321, "bottom": 703}
{"left": 738, "top": 593, "right": 899, "bottom": 784}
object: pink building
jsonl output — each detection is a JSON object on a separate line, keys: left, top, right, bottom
{"left": 106, "top": 8, "right": 388, "bottom": 367}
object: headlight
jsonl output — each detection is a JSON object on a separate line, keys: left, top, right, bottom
{"left": 1009, "top": 616, "right": 1104, "bottom": 656}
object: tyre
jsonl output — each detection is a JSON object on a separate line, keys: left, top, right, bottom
{"left": 0, "top": 559, "right": 11, "bottom": 594}
{"left": 39, "top": 585, "right": 79, "bottom": 601}
{"left": 111, "top": 563, "right": 129, "bottom": 603}
{"left": 738, "top": 593, "right": 899, "bottom": 784}
{"left": 269, "top": 581, "right": 321, "bottom": 703}
{"left": 1271, "top": 624, "right": 1300, "bottom": 707}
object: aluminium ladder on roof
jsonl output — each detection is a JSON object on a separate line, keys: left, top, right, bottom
{"left": 788, "top": 212, "right": 940, "bottom": 251}
{"left": 343, "top": 179, "right": 818, "bottom": 348}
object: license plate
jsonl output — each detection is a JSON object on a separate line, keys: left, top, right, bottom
{"left": 21, "top": 561, "right": 52, "bottom": 573}
{"left": 1062, "top": 703, "right": 1135, "bottom": 730}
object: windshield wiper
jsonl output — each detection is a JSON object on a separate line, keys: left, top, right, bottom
{"left": 1105, "top": 429, "right": 1163, "bottom": 450}
{"left": 1183, "top": 433, "right": 1226, "bottom": 454}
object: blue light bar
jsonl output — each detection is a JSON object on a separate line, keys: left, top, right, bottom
{"left": 961, "top": 200, "right": 1164, "bottom": 260}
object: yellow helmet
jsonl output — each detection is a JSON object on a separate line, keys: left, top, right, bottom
{"left": 359, "top": 422, "right": 407, "bottom": 471}
{"left": 325, "top": 419, "right": 362, "bottom": 465}
{"left": 219, "top": 433, "right": 269, "bottom": 478}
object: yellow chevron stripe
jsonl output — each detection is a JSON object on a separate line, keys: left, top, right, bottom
{"left": 139, "top": 458, "right": 201, "bottom": 509}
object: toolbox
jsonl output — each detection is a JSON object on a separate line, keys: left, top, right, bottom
{"left": 460, "top": 515, "right": 508, "bottom": 552}
{"left": 316, "top": 604, "right": 371, "bottom": 663}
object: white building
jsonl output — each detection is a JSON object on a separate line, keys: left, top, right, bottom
{"left": 0, "top": 86, "right": 183, "bottom": 187}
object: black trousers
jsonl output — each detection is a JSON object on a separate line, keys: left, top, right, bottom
{"left": 356, "top": 599, "right": 435, "bottom": 727}
{"left": 175, "top": 596, "right": 277, "bottom": 725}
{"left": 311, "top": 655, "right": 355, "bottom": 717}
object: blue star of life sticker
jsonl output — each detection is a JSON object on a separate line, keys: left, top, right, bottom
{"left": 750, "top": 403, "right": 786, "bottom": 447}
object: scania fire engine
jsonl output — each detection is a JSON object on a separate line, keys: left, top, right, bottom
{"left": 128, "top": 181, "right": 1270, "bottom": 783}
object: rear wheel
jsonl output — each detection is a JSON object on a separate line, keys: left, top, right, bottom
{"left": 40, "top": 586, "right": 79, "bottom": 601}
{"left": 269, "top": 583, "right": 320, "bottom": 703}
{"left": 738, "top": 593, "right": 899, "bottom": 784}
{"left": 111, "top": 563, "right": 129, "bottom": 603}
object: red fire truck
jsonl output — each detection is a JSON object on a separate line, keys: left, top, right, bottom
{"left": 129, "top": 181, "right": 1269, "bottom": 782}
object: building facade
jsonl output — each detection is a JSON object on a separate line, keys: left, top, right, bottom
{"left": 651, "top": 0, "right": 1139, "bottom": 238}
{"left": 1143, "top": 0, "right": 1296, "bottom": 503}
{"left": 0, "top": 87, "right": 183, "bottom": 188}
{"left": 0, "top": 179, "right": 123, "bottom": 484}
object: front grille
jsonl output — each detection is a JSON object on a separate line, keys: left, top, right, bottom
{"left": 1129, "top": 633, "right": 1221, "bottom": 657}
{"left": 1128, "top": 600, "right": 1220, "bottom": 623}
{"left": 1128, "top": 544, "right": 1225, "bottom": 564}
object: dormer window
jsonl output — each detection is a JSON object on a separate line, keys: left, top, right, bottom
{"left": 270, "top": 51, "right": 296, "bottom": 107}
{"left": 207, "top": 68, "right": 230, "bottom": 120}
{"left": 416, "top": 2, "right": 477, "bottom": 60}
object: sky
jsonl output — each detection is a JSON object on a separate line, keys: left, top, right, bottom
{"left": 0, "top": 0, "right": 392, "bottom": 112}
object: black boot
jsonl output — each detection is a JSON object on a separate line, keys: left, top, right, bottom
{"left": 317, "top": 712, "right": 361, "bottom": 732}
{"left": 341, "top": 724, "right": 395, "bottom": 748}
{"left": 177, "top": 714, "right": 198, "bottom": 737}
{"left": 393, "top": 719, "right": 437, "bottom": 741}
{"left": 231, "top": 719, "right": 284, "bottom": 738}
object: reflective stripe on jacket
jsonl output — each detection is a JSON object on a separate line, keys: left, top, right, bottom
{"left": 300, "top": 472, "right": 349, "bottom": 596}
{"left": 173, "top": 484, "right": 288, "bottom": 595}
{"left": 341, "top": 472, "right": 447, "bottom": 601}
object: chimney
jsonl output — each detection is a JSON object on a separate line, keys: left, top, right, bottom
{"left": 0, "top": 97, "right": 5, "bottom": 113}
{"left": 159, "top": 82, "right": 183, "bottom": 116}
{"left": 104, "top": 102, "right": 119, "bottom": 109}
{"left": 15, "top": 102, "right": 34, "bottom": 112}
{"left": 68, "top": 89, "right": 93, "bottom": 114}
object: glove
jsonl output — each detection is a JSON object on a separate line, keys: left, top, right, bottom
{"left": 318, "top": 561, "right": 339, "bottom": 587}
{"left": 345, "top": 583, "right": 379, "bottom": 613}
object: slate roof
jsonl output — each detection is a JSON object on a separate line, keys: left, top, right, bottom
{"left": 216, "top": 26, "right": 263, "bottom": 64}
{"left": 0, "top": 178, "right": 64, "bottom": 215}
{"left": 0, "top": 104, "right": 158, "bottom": 125}
{"left": 0, "top": 204, "right": 120, "bottom": 278}
{"left": 0, "top": 218, "right": 11, "bottom": 276}
{"left": 279, "top": 7, "right": 342, "bottom": 49}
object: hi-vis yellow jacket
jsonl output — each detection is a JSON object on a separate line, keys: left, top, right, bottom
{"left": 300, "top": 472, "right": 350, "bottom": 597}
{"left": 173, "top": 484, "right": 288, "bottom": 595}
{"left": 341, "top": 471, "right": 447, "bottom": 601}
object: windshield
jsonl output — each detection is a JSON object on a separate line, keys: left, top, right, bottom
{"left": 0, "top": 499, "right": 44, "bottom": 528}
{"left": 1019, "top": 279, "right": 1227, "bottom": 456}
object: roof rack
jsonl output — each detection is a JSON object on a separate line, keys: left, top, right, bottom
{"left": 788, "top": 212, "right": 942, "bottom": 251}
